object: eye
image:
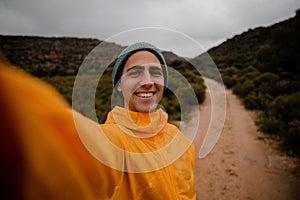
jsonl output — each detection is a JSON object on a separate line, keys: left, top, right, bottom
{"left": 127, "top": 69, "right": 141, "bottom": 77}
{"left": 151, "top": 71, "right": 162, "bottom": 77}
{"left": 150, "top": 68, "right": 163, "bottom": 77}
{"left": 125, "top": 66, "right": 144, "bottom": 77}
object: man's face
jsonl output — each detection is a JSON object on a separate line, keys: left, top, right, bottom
{"left": 117, "top": 50, "right": 164, "bottom": 112}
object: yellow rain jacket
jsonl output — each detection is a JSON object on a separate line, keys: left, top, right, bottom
{"left": 0, "top": 62, "right": 196, "bottom": 200}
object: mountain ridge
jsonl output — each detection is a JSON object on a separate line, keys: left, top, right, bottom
{"left": 193, "top": 9, "right": 300, "bottom": 73}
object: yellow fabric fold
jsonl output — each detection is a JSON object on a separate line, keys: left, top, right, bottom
{"left": 0, "top": 62, "right": 196, "bottom": 200}
{"left": 106, "top": 106, "right": 168, "bottom": 138}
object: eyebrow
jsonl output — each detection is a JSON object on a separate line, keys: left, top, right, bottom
{"left": 126, "top": 65, "right": 144, "bottom": 73}
{"left": 149, "top": 66, "right": 163, "bottom": 71}
{"left": 126, "top": 65, "right": 163, "bottom": 73}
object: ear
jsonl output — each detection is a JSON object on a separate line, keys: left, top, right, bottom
{"left": 117, "top": 83, "right": 122, "bottom": 92}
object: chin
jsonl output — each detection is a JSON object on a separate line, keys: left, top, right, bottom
{"left": 133, "top": 104, "right": 157, "bottom": 113}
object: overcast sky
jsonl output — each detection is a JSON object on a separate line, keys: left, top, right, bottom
{"left": 1, "top": 0, "right": 300, "bottom": 58}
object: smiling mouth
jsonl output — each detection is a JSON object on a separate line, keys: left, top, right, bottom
{"left": 135, "top": 92, "right": 155, "bottom": 98}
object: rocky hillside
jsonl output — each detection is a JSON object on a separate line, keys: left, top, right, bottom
{"left": 0, "top": 36, "right": 121, "bottom": 76}
{"left": 193, "top": 9, "right": 300, "bottom": 75}
{"left": 0, "top": 35, "right": 184, "bottom": 77}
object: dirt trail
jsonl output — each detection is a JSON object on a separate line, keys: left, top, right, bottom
{"left": 191, "top": 78, "right": 300, "bottom": 200}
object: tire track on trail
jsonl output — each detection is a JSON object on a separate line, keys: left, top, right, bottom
{"left": 190, "top": 78, "right": 300, "bottom": 200}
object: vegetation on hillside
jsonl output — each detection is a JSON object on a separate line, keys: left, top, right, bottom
{"left": 196, "top": 10, "right": 300, "bottom": 155}
{"left": 42, "top": 59, "right": 205, "bottom": 123}
{"left": 0, "top": 35, "right": 205, "bottom": 123}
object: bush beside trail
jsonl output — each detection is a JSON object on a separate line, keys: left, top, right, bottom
{"left": 222, "top": 65, "right": 300, "bottom": 156}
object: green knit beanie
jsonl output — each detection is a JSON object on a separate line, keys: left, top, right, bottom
{"left": 112, "top": 42, "right": 168, "bottom": 87}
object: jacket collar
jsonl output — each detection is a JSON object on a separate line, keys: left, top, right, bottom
{"left": 105, "top": 106, "right": 168, "bottom": 138}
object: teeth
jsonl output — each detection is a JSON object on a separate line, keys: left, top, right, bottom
{"left": 136, "top": 92, "right": 154, "bottom": 97}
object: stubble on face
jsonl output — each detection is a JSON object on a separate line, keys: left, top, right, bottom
{"left": 117, "top": 51, "right": 164, "bottom": 112}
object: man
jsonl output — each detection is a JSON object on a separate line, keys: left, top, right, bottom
{"left": 0, "top": 42, "right": 196, "bottom": 199}
{"left": 113, "top": 42, "right": 167, "bottom": 113}
{"left": 98, "top": 42, "right": 196, "bottom": 198}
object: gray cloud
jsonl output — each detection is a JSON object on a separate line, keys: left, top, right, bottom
{"left": 1, "top": 0, "right": 300, "bottom": 57}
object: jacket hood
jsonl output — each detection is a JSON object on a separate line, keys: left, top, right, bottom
{"left": 105, "top": 106, "right": 168, "bottom": 138}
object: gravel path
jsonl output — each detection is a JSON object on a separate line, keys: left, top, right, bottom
{"left": 190, "top": 78, "right": 300, "bottom": 200}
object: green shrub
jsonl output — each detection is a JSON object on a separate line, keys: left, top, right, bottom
{"left": 241, "top": 65, "right": 259, "bottom": 74}
{"left": 256, "top": 114, "right": 284, "bottom": 134}
{"left": 243, "top": 92, "right": 273, "bottom": 110}
{"left": 256, "top": 92, "right": 300, "bottom": 152}
{"left": 233, "top": 79, "right": 255, "bottom": 98}
{"left": 224, "top": 66, "right": 239, "bottom": 76}
{"left": 243, "top": 92, "right": 259, "bottom": 110}
{"left": 254, "top": 72, "right": 279, "bottom": 91}
{"left": 222, "top": 75, "right": 235, "bottom": 88}
{"left": 191, "top": 83, "right": 206, "bottom": 104}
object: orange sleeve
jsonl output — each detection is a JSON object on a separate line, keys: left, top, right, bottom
{"left": 0, "top": 62, "right": 122, "bottom": 199}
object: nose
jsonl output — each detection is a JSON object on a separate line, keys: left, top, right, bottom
{"left": 140, "top": 71, "right": 154, "bottom": 88}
